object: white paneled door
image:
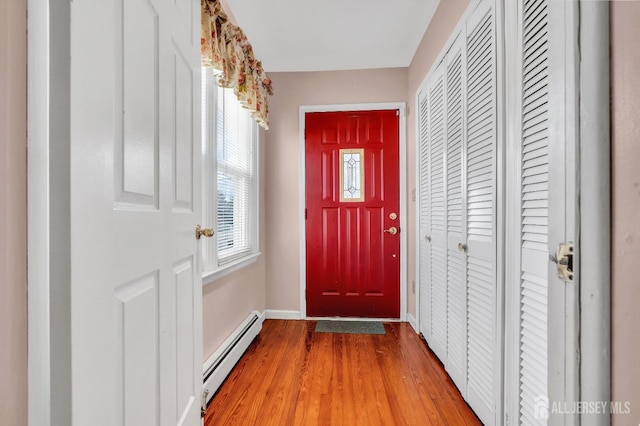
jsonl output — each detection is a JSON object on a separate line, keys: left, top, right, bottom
{"left": 70, "top": 0, "right": 202, "bottom": 424}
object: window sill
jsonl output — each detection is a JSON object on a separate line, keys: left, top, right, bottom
{"left": 202, "top": 252, "right": 261, "bottom": 286}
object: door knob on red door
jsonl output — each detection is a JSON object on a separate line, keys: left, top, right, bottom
{"left": 384, "top": 226, "right": 399, "bottom": 235}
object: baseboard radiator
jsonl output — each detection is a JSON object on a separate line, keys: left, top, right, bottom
{"left": 202, "top": 311, "right": 264, "bottom": 411}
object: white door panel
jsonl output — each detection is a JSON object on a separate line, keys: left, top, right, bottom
{"left": 504, "top": 0, "right": 579, "bottom": 424}
{"left": 444, "top": 34, "right": 467, "bottom": 394}
{"left": 70, "top": 0, "right": 202, "bottom": 424}
{"left": 427, "top": 62, "right": 447, "bottom": 362}
{"left": 418, "top": 88, "right": 431, "bottom": 342}
{"left": 464, "top": 1, "right": 498, "bottom": 424}
{"left": 510, "top": 1, "right": 551, "bottom": 422}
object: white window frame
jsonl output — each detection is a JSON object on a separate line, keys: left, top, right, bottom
{"left": 201, "top": 67, "right": 260, "bottom": 284}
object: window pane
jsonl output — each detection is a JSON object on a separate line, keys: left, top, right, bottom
{"left": 216, "top": 85, "right": 256, "bottom": 265}
{"left": 201, "top": 67, "right": 258, "bottom": 275}
{"left": 340, "top": 148, "right": 365, "bottom": 202}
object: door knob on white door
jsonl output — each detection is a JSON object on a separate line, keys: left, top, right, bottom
{"left": 384, "top": 226, "right": 398, "bottom": 235}
{"left": 196, "top": 225, "right": 215, "bottom": 239}
{"left": 458, "top": 242, "right": 467, "bottom": 252}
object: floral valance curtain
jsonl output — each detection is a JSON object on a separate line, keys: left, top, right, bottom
{"left": 201, "top": 0, "right": 273, "bottom": 129}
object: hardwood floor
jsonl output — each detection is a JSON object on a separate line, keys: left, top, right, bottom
{"left": 204, "top": 320, "right": 481, "bottom": 426}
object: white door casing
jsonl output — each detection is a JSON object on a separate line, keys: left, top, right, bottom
{"left": 70, "top": 0, "right": 202, "bottom": 424}
{"left": 546, "top": 2, "right": 580, "bottom": 423}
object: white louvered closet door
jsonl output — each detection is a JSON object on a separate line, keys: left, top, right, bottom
{"left": 518, "top": 0, "right": 550, "bottom": 423}
{"left": 444, "top": 34, "right": 467, "bottom": 394}
{"left": 464, "top": 1, "right": 498, "bottom": 424}
{"left": 427, "top": 62, "right": 447, "bottom": 362}
{"left": 506, "top": 0, "right": 579, "bottom": 424}
{"left": 418, "top": 87, "right": 431, "bottom": 343}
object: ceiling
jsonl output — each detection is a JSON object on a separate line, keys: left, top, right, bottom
{"left": 224, "top": 0, "right": 441, "bottom": 73}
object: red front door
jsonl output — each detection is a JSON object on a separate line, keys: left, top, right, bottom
{"left": 305, "top": 110, "right": 400, "bottom": 318}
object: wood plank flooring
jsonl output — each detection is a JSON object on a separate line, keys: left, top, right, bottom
{"left": 204, "top": 320, "right": 481, "bottom": 426}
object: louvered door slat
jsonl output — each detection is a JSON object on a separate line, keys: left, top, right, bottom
{"left": 518, "top": 0, "right": 549, "bottom": 424}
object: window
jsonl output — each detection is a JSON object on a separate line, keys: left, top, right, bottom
{"left": 201, "top": 67, "right": 259, "bottom": 280}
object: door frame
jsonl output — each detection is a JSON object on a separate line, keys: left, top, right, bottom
{"left": 298, "top": 103, "right": 407, "bottom": 321}
{"left": 28, "top": 1, "right": 72, "bottom": 424}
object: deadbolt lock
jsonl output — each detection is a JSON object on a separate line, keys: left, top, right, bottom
{"left": 389, "top": 212, "right": 398, "bottom": 220}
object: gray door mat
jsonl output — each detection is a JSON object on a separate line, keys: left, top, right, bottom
{"left": 314, "top": 320, "right": 386, "bottom": 335}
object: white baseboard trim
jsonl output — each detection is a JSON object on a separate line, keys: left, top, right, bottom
{"left": 407, "top": 313, "right": 418, "bottom": 333}
{"left": 265, "top": 309, "right": 302, "bottom": 320}
{"left": 202, "top": 310, "right": 264, "bottom": 407}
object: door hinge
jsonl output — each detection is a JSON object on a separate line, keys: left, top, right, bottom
{"left": 550, "top": 243, "right": 574, "bottom": 283}
{"left": 305, "top": 208, "right": 308, "bottom": 220}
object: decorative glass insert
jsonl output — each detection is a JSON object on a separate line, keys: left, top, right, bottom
{"left": 340, "top": 148, "right": 365, "bottom": 202}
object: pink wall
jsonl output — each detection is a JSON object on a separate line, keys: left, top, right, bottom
{"left": 405, "top": 0, "right": 471, "bottom": 317}
{"left": 202, "top": 127, "right": 267, "bottom": 359}
{"left": 0, "top": 0, "right": 28, "bottom": 423}
{"left": 611, "top": 2, "right": 640, "bottom": 424}
{"left": 265, "top": 69, "right": 408, "bottom": 313}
